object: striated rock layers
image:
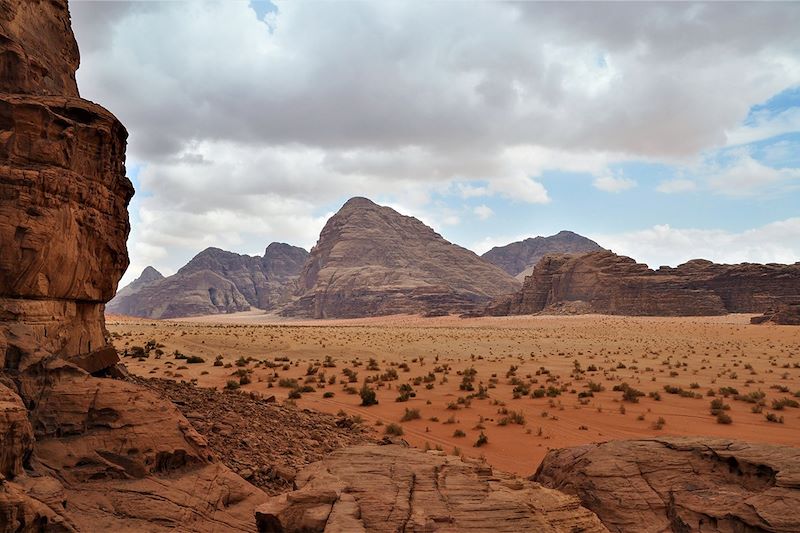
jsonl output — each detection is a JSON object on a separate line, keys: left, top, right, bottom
{"left": 534, "top": 437, "right": 800, "bottom": 533}
{"left": 282, "top": 197, "right": 521, "bottom": 318}
{"left": 255, "top": 444, "right": 609, "bottom": 533}
{"left": 751, "top": 301, "right": 800, "bottom": 325}
{"left": 482, "top": 230, "right": 604, "bottom": 280}
{"left": 107, "top": 242, "right": 309, "bottom": 318}
{"left": 486, "top": 251, "right": 800, "bottom": 317}
{"left": 0, "top": 1, "right": 267, "bottom": 530}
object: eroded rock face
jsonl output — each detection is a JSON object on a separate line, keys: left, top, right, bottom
{"left": 534, "top": 437, "right": 800, "bottom": 533}
{"left": 751, "top": 302, "right": 800, "bottom": 325}
{"left": 255, "top": 444, "right": 608, "bottom": 533}
{"left": 482, "top": 231, "right": 604, "bottom": 280}
{"left": 282, "top": 197, "right": 521, "bottom": 318}
{"left": 0, "top": 1, "right": 267, "bottom": 530}
{"left": 107, "top": 243, "right": 308, "bottom": 318}
{"left": 486, "top": 251, "right": 800, "bottom": 317}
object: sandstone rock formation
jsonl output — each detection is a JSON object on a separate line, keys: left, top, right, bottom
{"left": 482, "top": 231, "right": 604, "bottom": 280}
{"left": 0, "top": 1, "right": 267, "bottom": 530}
{"left": 107, "top": 243, "right": 308, "bottom": 318}
{"left": 255, "top": 444, "right": 609, "bottom": 532}
{"left": 282, "top": 197, "right": 521, "bottom": 318}
{"left": 751, "top": 301, "right": 800, "bottom": 325}
{"left": 534, "top": 437, "right": 800, "bottom": 533}
{"left": 486, "top": 251, "right": 800, "bottom": 317}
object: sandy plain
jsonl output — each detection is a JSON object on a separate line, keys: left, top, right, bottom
{"left": 107, "top": 312, "right": 800, "bottom": 475}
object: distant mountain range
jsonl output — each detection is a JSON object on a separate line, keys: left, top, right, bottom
{"left": 109, "top": 197, "right": 600, "bottom": 319}
{"left": 107, "top": 243, "right": 308, "bottom": 318}
{"left": 481, "top": 231, "right": 604, "bottom": 280}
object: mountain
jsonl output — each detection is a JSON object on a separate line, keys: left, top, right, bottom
{"left": 281, "top": 197, "right": 521, "bottom": 318}
{"left": 107, "top": 243, "right": 308, "bottom": 318}
{"left": 485, "top": 250, "right": 800, "bottom": 317}
{"left": 482, "top": 231, "right": 604, "bottom": 280}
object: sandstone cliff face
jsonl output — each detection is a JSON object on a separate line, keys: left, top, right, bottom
{"left": 107, "top": 243, "right": 308, "bottom": 318}
{"left": 751, "top": 301, "right": 800, "bottom": 325}
{"left": 0, "top": 2, "right": 267, "bottom": 530}
{"left": 486, "top": 251, "right": 800, "bottom": 317}
{"left": 256, "top": 444, "right": 608, "bottom": 533}
{"left": 482, "top": 230, "right": 604, "bottom": 280}
{"left": 534, "top": 437, "right": 800, "bottom": 533}
{"left": 282, "top": 197, "right": 521, "bottom": 318}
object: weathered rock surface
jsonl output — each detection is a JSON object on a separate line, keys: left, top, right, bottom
{"left": 534, "top": 437, "right": 800, "bottom": 533}
{"left": 482, "top": 231, "right": 604, "bottom": 280}
{"left": 282, "top": 197, "right": 521, "bottom": 318}
{"left": 751, "top": 301, "right": 800, "bottom": 325}
{"left": 0, "top": 2, "right": 267, "bottom": 531}
{"left": 486, "top": 251, "right": 800, "bottom": 317}
{"left": 107, "top": 243, "right": 308, "bottom": 318}
{"left": 137, "top": 378, "right": 375, "bottom": 495}
{"left": 255, "top": 444, "right": 608, "bottom": 532}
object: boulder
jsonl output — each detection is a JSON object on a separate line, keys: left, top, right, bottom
{"left": 534, "top": 437, "right": 800, "bottom": 533}
{"left": 255, "top": 444, "right": 608, "bottom": 532}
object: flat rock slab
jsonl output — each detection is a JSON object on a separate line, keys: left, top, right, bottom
{"left": 255, "top": 444, "right": 608, "bottom": 532}
{"left": 534, "top": 436, "right": 800, "bottom": 533}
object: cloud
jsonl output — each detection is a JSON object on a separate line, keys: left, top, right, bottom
{"left": 473, "top": 205, "right": 494, "bottom": 220}
{"left": 705, "top": 151, "right": 800, "bottom": 195}
{"left": 67, "top": 2, "right": 800, "bottom": 284}
{"left": 593, "top": 175, "right": 637, "bottom": 192}
{"left": 656, "top": 178, "right": 697, "bottom": 193}
{"left": 591, "top": 218, "right": 800, "bottom": 268}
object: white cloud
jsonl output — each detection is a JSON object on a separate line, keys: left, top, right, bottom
{"left": 705, "top": 151, "right": 800, "bottom": 195}
{"left": 656, "top": 178, "right": 697, "bottom": 193}
{"left": 67, "top": 2, "right": 800, "bottom": 282}
{"left": 591, "top": 218, "right": 800, "bottom": 268}
{"left": 726, "top": 107, "right": 800, "bottom": 146}
{"left": 593, "top": 175, "right": 637, "bottom": 192}
{"left": 473, "top": 205, "right": 494, "bottom": 220}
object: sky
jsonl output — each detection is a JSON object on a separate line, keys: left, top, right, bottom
{"left": 69, "top": 1, "right": 800, "bottom": 287}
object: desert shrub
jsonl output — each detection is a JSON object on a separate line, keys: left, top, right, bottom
{"left": 716, "top": 412, "right": 733, "bottom": 424}
{"left": 323, "top": 391, "right": 335, "bottom": 398}
{"left": 278, "top": 378, "right": 298, "bottom": 388}
{"left": 225, "top": 380, "right": 240, "bottom": 390}
{"left": 765, "top": 412, "right": 784, "bottom": 424}
{"left": 186, "top": 355, "right": 205, "bottom": 364}
{"left": 360, "top": 384, "right": 378, "bottom": 406}
{"left": 474, "top": 431, "right": 488, "bottom": 447}
{"left": 614, "top": 383, "right": 644, "bottom": 403}
{"left": 401, "top": 408, "right": 421, "bottom": 422}
{"left": 385, "top": 423, "right": 404, "bottom": 436}
{"left": 453, "top": 429, "right": 466, "bottom": 438}
{"left": 652, "top": 416, "right": 666, "bottom": 430}
{"left": 772, "top": 398, "right": 799, "bottom": 410}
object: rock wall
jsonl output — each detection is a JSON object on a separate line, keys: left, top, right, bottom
{"left": 486, "top": 251, "right": 800, "bottom": 317}
{"left": 0, "top": 1, "right": 266, "bottom": 530}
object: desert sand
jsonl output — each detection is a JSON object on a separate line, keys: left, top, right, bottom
{"left": 108, "top": 312, "right": 800, "bottom": 475}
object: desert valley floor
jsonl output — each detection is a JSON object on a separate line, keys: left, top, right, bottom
{"left": 107, "top": 313, "right": 800, "bottom": 475}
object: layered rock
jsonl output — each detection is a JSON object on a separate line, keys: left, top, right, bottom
{"left": 751, "top": 301, "right": 800, "bottom": 325}
{"left": 482, "top": 231, "right": 604, "bottom": 280}
{"left": 282, "top": 197, "right": 521, "bottom": 318}
{"left": 107, "top": 243, "right": 308, "bottom": 318}
{"left": 534, "top": 437, "right": 800, "bottom": 533}
{"left": 0, "top": 1, "right": 267, "bottom": 530}
{"left": 486, "top": 251, "right": 800, "bottom": 317}
{"left": 255, "top": 444, "right": 608, "bottom": 532}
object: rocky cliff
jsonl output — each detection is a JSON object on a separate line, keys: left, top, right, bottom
{"left": 486, "top": 251, "right": 800, "bottom": 317}
{"left": 534, "top": 437, "right": 800, "bottom": 533}
{"left": 0, "top": 2, "right": 267, "bottom": 530}
{"left": 107, "top": 243, "right": 308, "bottom": 318}
{"left": 482, "top": 230, "right": 604, "bottom": 280}
{"left": 281, "top": 197, "right": 521, "bottom": 318}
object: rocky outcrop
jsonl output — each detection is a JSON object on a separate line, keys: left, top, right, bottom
{"left": 751, "top": 301, "right": 800, "bottom": 325}
{"left": 0, "top": 1, "right": 267, "bottom": 530}
{"left": 482, "top": 231, "right": 604, "bottom": 280}
{"left": 486, "top": 251, "right": 800, "bottom": 317}
{"left": 534, "top": 437, "right": 800, "bottom": 533}
{"left": 255, "top": 444, "right": 608, "bottom": 532}
{"left": 282, "top": 197, "right": 521, "bottom": 318}
{"left": 107, "top": 243, "right": 308, "bottom": 318}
